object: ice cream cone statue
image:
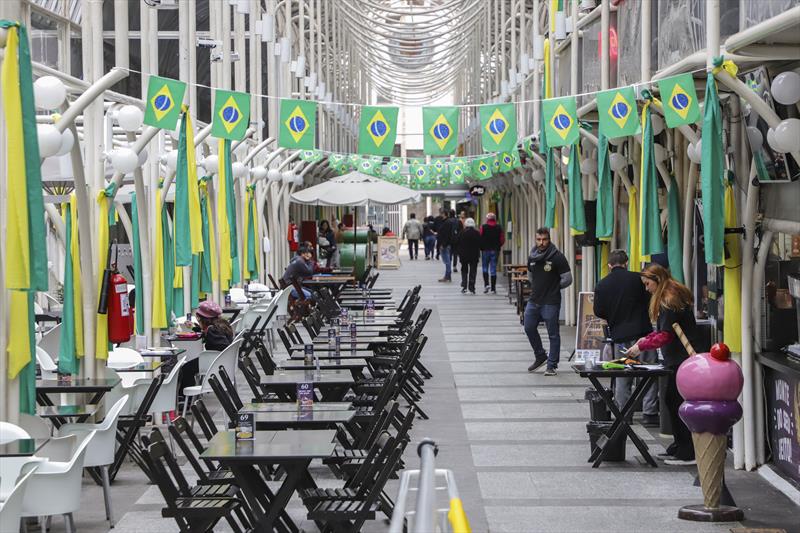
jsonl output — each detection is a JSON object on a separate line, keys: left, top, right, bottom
{"left": 673, "top": 327, "right": 745, "bottom": 522}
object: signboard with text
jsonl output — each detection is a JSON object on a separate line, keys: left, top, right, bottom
{"left": 765, "top": 368, "right": 800, "bottom": 488}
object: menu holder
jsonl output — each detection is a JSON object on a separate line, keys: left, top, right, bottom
{"left": 304, "top": 344, "right": 314, "bottom": 366}
{"left": 297, "top": 382, "right": 314, "bottom": 408}
{"left": 236, "top": 413, "right": 255, "bottom": 440}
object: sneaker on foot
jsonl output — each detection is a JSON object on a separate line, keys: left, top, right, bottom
{"left": 641, "top": 414, "right": 660, "bottom": 427}
{"left": 438, "top": 277, "right": 449, "bottom": 282}
{"left": 664, "top": 458, "right": 696, "bottom": 466}
{"left": 461, "top": 288, "right": 467, "bottom": 293}
{"left": 453, "top": 268, "right": 458, "bottom": 273}
{"left": 527, "top": 355, "right": 547, "bottom": 373}
{"left": 483, "top": 286, "right": 490, "bottom": 294}
{"left": 491, "top": 288, "right": 497, "bottom": 294}
{"left": 543, "top": 367, "right": 557, "bottom": 376}
{"left": 469, "top": 290, "right": 476, "bottom": 294}
{"left": 656, "top": 453, "right": 674, "bottom": 461}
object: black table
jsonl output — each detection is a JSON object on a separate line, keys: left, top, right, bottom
{"left": 140, "top": 347, "right": 186, "bottom": 359}
{"left": 201, "top": 429, "right": 336, "bottom": 533}
{"left": 37, "top": 404, "right": 98, "bottom": 419}
{"left": 0, "top": 438, "right": 49, "bottom": 457}
{"left": 288, "top": 349, "right": 375, "bottom": 361}
{"left": 221, "top": 306, "right": 242, "bottom": 321}
{"left": 572, "top": 364, "right": 672, "bottom": 468}
{"left": 259, "top": 370, "right": 355, "bottom": 401}
{"left": 249, "top": 408, "right": 354, "bottom": 430}
{"left": 241, "top": 402, "right": 353, "bottom": 413}
{"left": 277, "top": 358, "right": 369, "bottom": 379}
{"left": 36, "top": 377, "right": 120, "bottom": 428}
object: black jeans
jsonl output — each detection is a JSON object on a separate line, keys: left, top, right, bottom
{"left": 664, "top": 370, "right": 695, "bottom": 460}
{"left": 460, "top": 259, "right": 478, "bottom": 291}
{"left": 407, "top": 239, "right": 419, "bottom": 259}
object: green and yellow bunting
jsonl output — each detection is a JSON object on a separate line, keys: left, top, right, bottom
{"left": 384, "top": 157, "right": 404, "bottom": 178}
{"left": 596, "top": 87, "right": 640, "bottom": 139}
{"left": 492, "top": 154, "right": 501, "bottom": 174}
{"left": 423, "top": 106, "right": 459, "bottom": 155}
{"left": 242, "top": 185, "right": 260, "bottom": 281}
{"left": 212, "top": 89, "right": 251, "bottom": 141}
{"left": 542, "top": 96, "right": 579, "bottom": 147}
{"left": 480, "top": 103, "right": 517, "bottom": 152}
{"left": 431, "top": 159, "right": 447, "bottom": 177}
{"left": 174, "top": 108, "right": 204, "bottom": 266}
{"left": 358, "top": 106, "right": 398, "bottom": 156}
{"left": 449, "top": 160, "right": 468, "bottom": 184}
{"left": 279, "top": 98, "right": 317, "bottom": 149}
{"left": 328, "top": 153, "right": 346, "bottom": 172}
{"left": 567, "top": 147, "right": 587, "bottom": 235}
{"left": 357, "top": 157, "right": 379, "bottom": 176}
{"left": 143, "top": 75, "right": 186, "bottom": 131}
{"left": 299, "top": 149, "right": 324, "bottom": 163}
{"left": 639, "top": 100, "right": 663, "bottom": 257}
{"left": 657, "top": 73, "right": 700, "bottom": 128}
{"left": 472, "top": 156, "right": 493, "bottom": 180}
{"left": 522, "top": 137, "right": 536, "bottom": 158}
{"left": 410, "top": 159, "right": 430, "bottom": 183}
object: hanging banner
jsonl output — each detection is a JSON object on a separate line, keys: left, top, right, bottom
{"left": 596, "top": 86, "right": 641, "bottom": 139}
{"left": 211, "top": 89, "right": 251, "bottom": 141}
{"left": 542, "top": 96, "right": 580, "bottom": 147}
{"left": 479, "top": 103, "right": 517, "bottom": 152}
{"left": 143, "top": 75, "right": 187, "bottom": 131}
{"left": 423, "top": 106, "right": 459, "bottom": 155}
{"left": 279, "top": 98, "right": 317, "bottom": 149}
{"left": 358, "top": 106, "right": 399, "bottom": 156}
{"left": 657, "top": 73, "right": 701, "bottom": 128}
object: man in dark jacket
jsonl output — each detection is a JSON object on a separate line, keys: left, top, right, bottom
{"left": 436, "top": 211, "right": 459, "bottom": 282}
{"left": 594, "top": 250, "right": 658, "bottom": 425}
{"left": 525, "top": 228, "right": 572, "bottom": 376}
{"left": 479, "top": 212, "right": 505, "bottom": 293}
{"left": 432, "top": 208, "right": 446, "bottom": 260}
{"left": 423, "top": 216, "right": 437, "bottom": 260}
{"left": 458, "top": 218, "right": 481, "bottom": 294}
{"left": 281, "top": 245, "right": 315, "bottom": 299}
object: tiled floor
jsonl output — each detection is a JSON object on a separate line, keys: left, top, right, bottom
{"left": 61, "top": 252, "right": 799, "bottom": 532}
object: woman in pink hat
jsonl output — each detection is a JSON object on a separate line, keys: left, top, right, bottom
{"left": 179, "top": 301, "right": 234, "bottom": 394}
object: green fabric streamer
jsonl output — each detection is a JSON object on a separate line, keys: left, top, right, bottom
{"left": 174, "top": 113, "right": 192, "bottom": 265}
{"left": 567, "top": 147, "right": 586, "bottom": 234}
{"left": 595, "top": 134, "right": 614, "bottom": 240}
{"left": 191, "top": 254, "right": 200, "bottom": 308}
{"left": 640, "top": 102, "right": 663, "bottom": 256}
{"left": 19, "top": 293, "right": 36, "bottom": 414}
{"left": 221, "top": 140, "right": 240, "bottom": 284}
{"left": 161, "top": 204, "right": 174, "bottom": 326}
{"left": 701, "top": 66, "right": 725, "bottom": 265}
{"left": 199, "top": 182, "right": 213, "bottom": 293}
{"left": 545, "top": 150, "right": 556, "bottom": 228}
{"left": 667, "top": 175, "right": 684, "bottom": 283}
{"left": 245, "top": 188, "right": 258, "bottom": 280}
{"left": 58, "top": 202, "right": 78, "bottom": 375}
{"left": 130, "top": 192, "right": 144, "bottom": 335}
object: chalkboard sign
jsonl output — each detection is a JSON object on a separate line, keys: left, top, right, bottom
{"left": 575, "top": 292, "right": 608, "bottom": 363}
{"left": 765, "top": 368, "right": 800, "bottom": 487}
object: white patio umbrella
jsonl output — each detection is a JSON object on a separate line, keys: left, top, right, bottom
{"left": 290, "top": 171, "right": 421, "bottom": 206}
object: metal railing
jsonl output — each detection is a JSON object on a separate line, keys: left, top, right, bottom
{"left": 389, "top": 438, "right": 471, "bottom": 533}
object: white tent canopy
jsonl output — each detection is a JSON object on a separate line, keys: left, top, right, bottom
{"left": 290, "top": 172, "right": 421, "bottom": 206}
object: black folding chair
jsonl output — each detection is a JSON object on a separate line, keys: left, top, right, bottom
{"left": 112, "top": 374, "right": 164, "bottom": 482}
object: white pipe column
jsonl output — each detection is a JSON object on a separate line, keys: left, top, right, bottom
{"left": 179, "top": 0, "right": 192, "bottom": 313}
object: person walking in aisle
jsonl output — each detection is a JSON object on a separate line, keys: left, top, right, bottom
{"left": 479, "top": 212, "right": 505, "bottom": 294}
{"left": 525, "top": 228, "right": 572, "bottom": 376}
{"left": 401, "top": 213, "right": 424, "bottom": 260}
{"left": 626, "top": 264, "right": 697, "bottom": 465}
{"left": 422, "top": 215, "right": 437, "bottom": 260}
{"left": 437, "top": 210, "right": 459, "bottom": 282}
{"left": 451, "top": 210, "right": 462, "bottom": 274}
{"left": 457, "top": 218, "right": 481, "bottom": 294}
{"left": 433, "top": 208, "right": 446, "bottom": 260}
{"left": 593, "top": 250, "right": 659, "bottom": 427}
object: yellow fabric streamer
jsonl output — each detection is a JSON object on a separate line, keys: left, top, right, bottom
{"left": 447, "top": 498, "right": 471, "bottom": 533}
{"left": 638, "top": 101, "right": 651, "bottom": 263}
{"left": 218, "top": 139, "right": 232, "bottom": 290}
{"left": 152, "top": 193, "right": 167, "bottom": 329}
{"left": 723, "top": 183, "right": 742, "bottom": 352}
{"left": 543, "top": 39, "right": 552, "bottom": 99}
{"left": 70, "top": 194, "right": 84, "bottom": 357}
{"left": 599, "top": 242, "right": 610, "bottom": 280}
{"left": 95, "top": 191, "right": 110, "bottom": 360}
{"left": 8, "top": 291, "right": 31, "bottom": 378}
{"left": 628, "top": 187, "right": 642, "bottom": 271}
{"left": 712, "top": 58, "right": 739, "bottom": 77}
{"left": 201, "top": 180, "right": 219, "bottom": 282}
{"left": 3, "top": 26, "right": 30, "bottom": 291}
{"left": 183, "top": 108, "right": 204, "bottom": 254}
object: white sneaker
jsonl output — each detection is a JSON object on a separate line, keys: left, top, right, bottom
{"left": 664, "top": 458, "right": 696, "bottom": 466}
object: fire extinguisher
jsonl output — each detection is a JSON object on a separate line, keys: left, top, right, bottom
{"left": 98, "top": 241, "right": 133, "bottom": 343}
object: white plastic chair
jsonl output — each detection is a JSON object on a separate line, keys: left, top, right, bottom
{"left": 0, "top": 421, "right": 29, "bottom": 444}
{"left": 108, "top": 347, "right": 146, "bottom": 387}
{"left": 35, "top": 346, "right": 58, "bottom": 380}
{"left": 196, "top": 349, "right": 222, "bottom": 378}
{"left": 229, "top": 287, "right": 248, "bottom": 304}
{"left": 17, "top": 413, "right": 52, "bottom": 438}
{"left": 147, "top": 356, "right": 188, "bottom": 418}
{"left": 21, "top": 430, "right": 95, "bottom": 533}
{"left": 58, "top": 396, "right": 129, "bottom": 527}
{"left": 37, "top": 322, "right": 62, "bottom": 362}
{"left": 0, "top": 467, "right": 37, "bottom": 533}
{"left": 182, "top": 339, "right": 242, "bottom": 418}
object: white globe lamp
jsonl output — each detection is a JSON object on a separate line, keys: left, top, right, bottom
{"left": 37, "top": 124, "right": 62, "bottom": 158}
{"left": 532, "top": 168, "right": 545, "bottom": 182}
{"left": 282, "top": 171, "right": 295, "bottom": 184}
{"left": 117, "top": 105, "right": 144, "bottom": 132}
{"left": 56, "top": 128, "right": 75, "bottom": 156}
{"left": 110, "top": 147, "right": 139, "bottom": 174}
{"left": 580, "top": 157, "right": 597, "bottom": 174}
{"left": 202, "top": 155, "right": 219, "bottom": 175}
{"left": 767, "top": 128, "right": 787, "bottom": 153}
{"left": 232, "top": 162, "right": 248, "bottom": 178}
{"left": 609, "top": 152, "right": 627, "bottom": 172}
{"left": 745, "top": 126, "right": 763, "bottom": 150}
{"left": 293, "top": 175, "right": 304, "bottom": 186}
{"left": 770, "top": 71, "right": 800, "bottom": 106}
{"left": 653, "top": 143, "right": 668, "bottom": 162}
{"left": 251, "top": 166, "right": 268, "bottom": 181}
{"left": 772, "top": 118, "right": 800, "bottom": 153}
{"left": 163, "top": 151, "right": 179, "bottom": 172}
{"left": 267, "top": 169, "right": 281, "bottom": 182}
{"left": 33, "top": 76, "right": 67, "bottom": 110}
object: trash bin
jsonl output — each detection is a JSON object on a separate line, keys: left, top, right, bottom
{"left": 586, "top": 421, "right": 627, "bottom": 462}
{"left": 584, "top": 388, "right": 611, "bottom": 421}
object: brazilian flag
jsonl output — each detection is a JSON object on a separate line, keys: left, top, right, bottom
{"left": 449, "top": 159, "right": 468, "bottom": 184}
{"left": 658, "top": 73, "right": 701, "bottom": 128}
{"left": 143, "top": 75, "right": 186, "bottom": 131}
{"left": 279, "top": 98, "right": 317, "bottom": 149}
{"left": 410, "top": 159, "right": 430, "bottom": 183}
{"left": 358, "top": 106, "right": 398, "bottom": 156}
{"left": 542, "top": 96, "right": 579, "bottom": 147}
{"left": 357, "top": 157, "right": 379, "bottom": 176}
{"left": 423, "top": 106, "right": 459, "bottom": 155}
{"left": 431, "top": 159, "right": 448, "bottom": 177}
{"left": 299, "top": 149, "right": 324, "bottom": 163}
{"left": 480, "top": 103, "right": 517, "bottom": 152}
{"left": 212, "top": 89, "right": 251, "bottom": 141}
{"left": 472, "top": 157, "right": 493, "bottom": 180}
{"left": 384, "top": 157, "right": 404, "bottom": 179}
{"left": 596, "top": 87, "right": 640, "bottom": 139}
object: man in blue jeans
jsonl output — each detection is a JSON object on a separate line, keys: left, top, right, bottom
{"left": 479, "top": 212, "right": 505, "bottom": 293}
{"left": 437, "top": 211, "right": 458, "bottom": 282}
{"left": 524, "top": 228, "right": 572, "bottom": 376}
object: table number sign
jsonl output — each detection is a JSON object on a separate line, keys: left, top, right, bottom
{"left": 297, "top": 382, "right": 314, "bottom": 408}
{"left": 236, "top": 413, "right": 255, "bottom": 441}
{"left": 304, "top": 344, "right": 314, "bottom": 366}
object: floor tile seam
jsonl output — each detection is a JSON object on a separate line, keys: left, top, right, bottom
{"left": 455, "top": 384, "right": 587, "bottom": 388}
{"left": 473, "top": 466, "right": 681, "bottom": 473}
{"left": 481, "top": 498, "right": 709, "bottom": 506}
{"left": 463, "top": 438, "right": 657, "bottom": 445}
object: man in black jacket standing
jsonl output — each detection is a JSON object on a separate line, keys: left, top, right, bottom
{"left": 593, "top": 249, "right": 659, "bottom": 426}
{"left": 437, "top": 211, "right": 458, "bottom": 282}
{"left": 525, "top": 228, "right": 572, "bottom": 376}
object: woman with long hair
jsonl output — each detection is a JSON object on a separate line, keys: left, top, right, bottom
{"left": 627, "top": 263, "right": 697, "bottom": 465}
{"left": 318, "top": 220, "right": 337, "bottom": 267}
